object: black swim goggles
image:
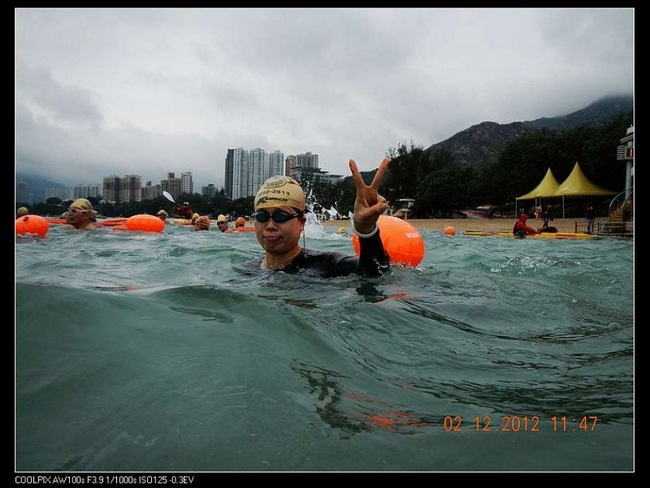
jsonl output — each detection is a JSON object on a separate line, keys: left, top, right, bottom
{"left": 253, "top": 210, "right": 304, "bottom": 223}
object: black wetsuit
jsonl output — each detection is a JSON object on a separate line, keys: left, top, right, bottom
{"left": 236, "top": 229, "right": 390, "bottom": 278}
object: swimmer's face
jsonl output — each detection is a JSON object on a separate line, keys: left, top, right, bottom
{"left": 254, "top": 206, "right": 305, "bottom": 255}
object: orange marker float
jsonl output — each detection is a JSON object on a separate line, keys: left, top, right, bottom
{"left": 352, "top": 215, "right": 425, "bottom": 266}
{"left": 126, "top": 214, "right": 165, "bottom": 232}
{"left": 443, "top": 225, "right": 456, "bottom": 236}
{"left": 16, "top": 215, "right": 50, "bottom": 237}
{"left": 110, "top": 214, "right": 165, "bottom": 232}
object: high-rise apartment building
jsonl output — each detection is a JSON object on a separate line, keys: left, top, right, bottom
{"left": 181, "top": 172, "right": 193, "bottom": 195}
{"left": 268, "top": 150, "right": 284, "bottom": 177}
{"left": 296, "top": 152, "right": 319, "bottom": 170}
{"left": 141, "top": 181, "right": 162, "bottom": 201}
{"left": 248, "top": 148, "right": 268, "bottom": 198}
{"left": 44, "top": 187, "right": 74, "bottom": 201}
{"left": 74, "top": 184, "right": 101, "bottom": 200}
{"left": 102, "top": 175, "right": 121, "bottom": 203}
{"left": 285, "top": 155, "right": 297, "bottom": 176}
{"left": 102, "top": 174, "right": 142, "bottom": 203}
{"left": 119, "top": 175, "right": 142, "bottom": 203}
{"left": 225, "top": 148, "right": 285, "bottom": 200}
{"left": 225, "top": 148, "right": 248, "bottom": 200}
{"left": 162, "top": 172, "right": 182, "bottom": 199}
{"left": 202, "top": 183, "right": 217, "bottom": 198}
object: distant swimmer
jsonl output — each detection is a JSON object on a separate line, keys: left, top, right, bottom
{"left": 192, "top": 215, "right": 211, "bottom": 231}
{"left": 16, "top": 206, "right": 29, "bottom": 219}
{"left": 216, "top": 214, "right": 231, "bottom": 233}
{"left": 64, "top": 198, "right": 103, "bottom": 230}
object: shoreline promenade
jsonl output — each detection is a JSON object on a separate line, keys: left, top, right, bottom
{"left": 319, "top": 217, "right": 585, "bottom": 234}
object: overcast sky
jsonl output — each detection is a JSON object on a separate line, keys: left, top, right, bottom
{"left": 15, "top": 8, "right": 634, "bottom": 192}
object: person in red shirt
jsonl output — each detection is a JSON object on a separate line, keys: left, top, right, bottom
{"left": 512, "top": 213, "right": 540, "bottom": 238}
{"left": 173, "top": 201, "right": 194, "bottom": 219}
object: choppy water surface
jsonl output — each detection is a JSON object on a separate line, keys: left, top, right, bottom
{"left": 15, "top": 221, "right": 634, "bottom": 473}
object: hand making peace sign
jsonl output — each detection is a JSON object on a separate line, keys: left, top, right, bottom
{"left": 349, "top": 157, "right": 390, "bottom": 235}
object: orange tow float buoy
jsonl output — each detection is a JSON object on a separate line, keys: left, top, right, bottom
{"left": 120, "top": 214, "right": 165, "bottom": 232}
{"left": 16, "top": 215, "right": 50, "bottom": 237}
{"left": 352, "top": 215, "right": 425, "bottom": 267}
{"left": 443, "top": 225, "right": 456, "bottom": 236}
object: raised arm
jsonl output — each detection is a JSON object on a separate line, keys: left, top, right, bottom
{"left": 349, "top": 158, "right": 390, "bottom": 234}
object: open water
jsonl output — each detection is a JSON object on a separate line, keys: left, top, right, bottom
{"left": 15, "top": 219, "right": 634, "bottom": 473}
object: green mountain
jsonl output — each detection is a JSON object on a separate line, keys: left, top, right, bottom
{"left": 425, "top": 95, "right": 633, "bottom": 167}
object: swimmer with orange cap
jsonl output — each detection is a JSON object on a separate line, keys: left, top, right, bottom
{"left": 239, "top": 158, "right": 390, "bottom": 277}
{"left": 64, "top": 198, "right": 103, "bottom": 230}
{"left": 192, "top": 215, "right": 211, "bottom": 231}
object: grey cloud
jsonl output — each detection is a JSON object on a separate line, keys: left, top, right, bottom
{"left": 17, "top": 62, "right": 104, "bottom": 127}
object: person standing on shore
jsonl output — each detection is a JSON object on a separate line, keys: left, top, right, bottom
{"left": 586, "top": 205, "right": 596, "bottom": 234}
{"left": 540, "top": 205, "right": 557, "bottom": 233}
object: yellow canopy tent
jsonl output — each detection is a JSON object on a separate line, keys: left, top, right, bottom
{"left": 515, "top": 168, "right": 560, "bottom": 216}
{"left": 515, "top": 163, "right": 616, "bottom": 217}
{"left": 554, "top": 162, "right": 616, "bottom": 217}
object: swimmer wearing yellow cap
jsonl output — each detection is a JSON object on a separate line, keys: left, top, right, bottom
{"left": 216, "top": 214, "right": 232, "bottom": 233}
{"left": 65, "top": 198, "right": 103, "bottom": 230}
{"left": 242, "top": 158, "right": 391, "bottom": 277}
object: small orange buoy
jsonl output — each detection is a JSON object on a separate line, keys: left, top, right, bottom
{"left": 16, "top": 215, "right": 50, "bottom": 237}
{"left": 352, "top": 215, "right": 425, "bottom": 267}
{"left": 125, "top": 214, "right": 165, "bottom": 232}
{"left": 443, "top": 225, "right": 456, "bottom": 236}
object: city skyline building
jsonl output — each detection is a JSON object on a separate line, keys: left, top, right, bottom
{"left": 23, "top": 149, "right": 338, "bottom": 204}
{"left": 181, "top": 171, "right": 193, "bottom": 195}
{"left": 225, "top": 148, "right": 286, "bottom": 201}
